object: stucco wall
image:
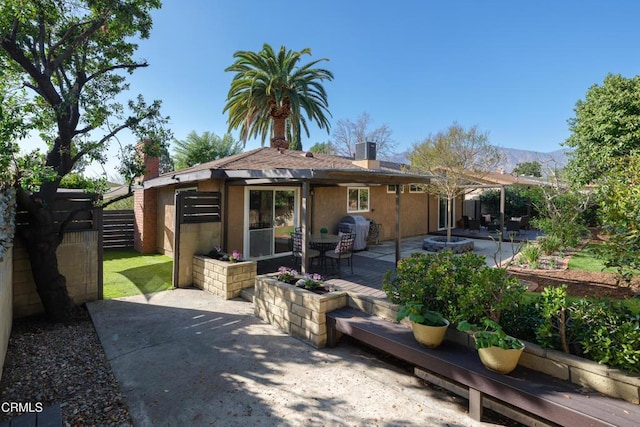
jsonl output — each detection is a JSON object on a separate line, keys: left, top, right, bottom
{"left": 0, "top": 245, "right": 13, "bottom": 382}
{"left": 153, "top": 181, "right": 460, "bottom": 265}
{"left": 226, "top": 185, "right": 245, "bottom": 254}
{"left": 312, "top": 186, "right": 431, "bottom": 239}
{"left": 176, "top": 222, "right": 222, "bottom": 287}
{"left": 12, "top": 231, "right": 100, "bottom": 318}
{"left": 155, "top": 181, "right": 225, "bottom": 257}
{"left": 156, "top": 185, "right": 176, "bottom": 256}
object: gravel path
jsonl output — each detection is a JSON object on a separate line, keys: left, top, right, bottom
{"left": 0, "top": 311, "right": 132, "bottom": 426}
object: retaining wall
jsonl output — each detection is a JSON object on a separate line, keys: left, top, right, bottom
{"left": 192, "top": 256, "right": 256, "bottom": 299}
{"left": 254, "top": 275, "right": 348, "bottom": 348}
{"left": 351, "top": 293, "right": 640, "bottom": 405}
{"left": 0, "top": 246, "right": 13, "bottom": 382}
{"left": 12, "top": 231, "right": 100, "bottom": 318}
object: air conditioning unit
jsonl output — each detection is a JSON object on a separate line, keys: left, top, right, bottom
{"left": 355, "top": 142, "right": 376, "bottom": 161}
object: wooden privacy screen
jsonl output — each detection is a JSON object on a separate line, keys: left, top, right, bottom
{"left": 176, "top": 191, "right": 221, "bottom": 224}
{"left": 15, "top": 191, "right": 99, "bottom": 231}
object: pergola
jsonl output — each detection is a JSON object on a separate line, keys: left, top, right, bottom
{"left": 213, "top": 167, "right": 434, "bottom": 272}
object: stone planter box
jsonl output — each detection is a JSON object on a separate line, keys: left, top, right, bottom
{"left": 192, "top": 256, "right": 256, "bottom": 300}
{"left": 254, "top": 275, "right": 347, "bottom": 348}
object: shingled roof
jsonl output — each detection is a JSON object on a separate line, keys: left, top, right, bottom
{"left": 144, "top": 147, "right": 429, "bottom": 188}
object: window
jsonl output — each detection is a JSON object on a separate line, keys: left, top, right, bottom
{"left": 347, "top": 187, "right": 369, "bottom": 213}
{"left": 386, "top": 185, "right": 404, "bottom": 194}
{"left": 409, "top": 184, "right": 426, "bottom": 193}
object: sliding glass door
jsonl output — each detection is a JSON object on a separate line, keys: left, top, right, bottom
{"left": 246, "top": 187, "right": 298, "bottom": 259}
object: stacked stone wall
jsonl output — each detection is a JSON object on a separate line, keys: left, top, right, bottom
{"left": 192, "top": 256, "right": 256, "bottom": 299}
{"left": 253, "top": 275, "right": 347, "bottom": 348}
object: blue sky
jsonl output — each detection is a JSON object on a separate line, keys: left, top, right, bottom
{"left": 21, "top": 1, "right": 640, "bottom": 177}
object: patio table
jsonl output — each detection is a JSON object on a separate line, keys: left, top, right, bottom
{"left": 310, "top": 233, "right": 340, "bottom": 270}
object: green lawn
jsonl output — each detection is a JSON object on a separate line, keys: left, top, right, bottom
{"left": 568, "top": 243, "right": 640, "bottom": 313}
{"left": 103, "top": 250, "right": 173, "bottom": 299}
{"left": 567, "top": 243, "right": 616, "bottom": 273}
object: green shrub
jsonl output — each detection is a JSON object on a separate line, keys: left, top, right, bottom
{"left": 536, "top": 285, "right": 573, "bottom": 352}
{"left": 518, "top": 243, "right": 542, "bottom": 267}
{"left": 455, "top": 267, "right": 526, "bottom": 324}
{"left": 570, "top": 299, "right": 640, "bottom": 373}
{"left": 382, "top": 251, "right": 525, "bottom": 325}
{"left": 538, "top": 234, "right": 562, "bottom": 255}
{"left": 384, "top": 252, "right": 640, "bottom": 373}
{"left": 500, "top": 300, "right": 542, "bottom": 343}
{"left": 534, "top": 285, "right": 640, "bottom": 373}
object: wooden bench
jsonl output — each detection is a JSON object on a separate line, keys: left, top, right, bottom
{"left": 327, "top": 307, "right": 640, "bottom": 427}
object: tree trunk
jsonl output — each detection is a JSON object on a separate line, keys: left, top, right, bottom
{"left": 270, "top": 100, "right": 290, "bottom": 149}
{"left": 24, "top": 234, "right": 78, "bottom": 322}
{"left": 446, "top": 197, "right": 452, "bottom": 242}
{"left": 17, "top": 189, "right": 79, "bottom": 322}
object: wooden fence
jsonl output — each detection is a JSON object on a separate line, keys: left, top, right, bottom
{"left": 103, "top": 210, "right": 134, "bottom": 249}
{"left": 15, "top": 191, "right": 99, "bottom": 231}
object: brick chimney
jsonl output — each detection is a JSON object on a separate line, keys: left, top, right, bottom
{"left": 133, "top": 140, "right": 159, "bottom": 253}
{"left": 134, "top": 139, "right": 160, "bottom": 185}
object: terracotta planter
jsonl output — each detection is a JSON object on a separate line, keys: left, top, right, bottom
{"left": 411, "top": 320, "right": 450, "bottom": 348}
{"left": 477, "top": 344, "right": 525, "bottom": 374}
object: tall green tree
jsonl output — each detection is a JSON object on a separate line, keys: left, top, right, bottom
{"left": 596, "top": 153, "right": 640, "bottom": 284}
{"left": 173, "top": 131, "right": 242, "bottom": 169}
{"left": 223, "top": 43, "right": 333, "bottom": 150}
{"left": 565, "top": 73, "right": 640, "bottom": 185}
{"left": 409, "top": 123, "right": 502, "bottom": 242}
{"left": 0, "top": 0, "right": 171, "bottom": 322}
{"left": 308, "top": 141, "right": 336, "bottom": 155}
{"left": 512, "top": 161, "right": 542, "bottom": 177}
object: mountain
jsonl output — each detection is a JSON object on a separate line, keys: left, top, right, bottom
{"left": 387, "top": 147, "right": 571, "bottom": 176}
{"left": 497, "top": 147, "right": 570, "bottom": 175}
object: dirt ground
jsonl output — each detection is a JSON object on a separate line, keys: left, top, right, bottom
{"left": 507, "top": 232, "right": 639, "bottom": 300}
{"left": 508, "top": 266, "right": 639, "bottom": 299}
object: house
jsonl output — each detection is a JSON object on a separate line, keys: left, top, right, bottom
{"left": 133, "top": 144, "right": 465, "bottom": 286}
{"left": 461, "top": 169, "right": 548, "bottom": 228}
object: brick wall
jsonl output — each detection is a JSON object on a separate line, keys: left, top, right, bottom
{"left": 133, "top": 140, "right": 160, "bottom": 254}
{"left": 134, "top": 187, "right": 158, "bottom": 254}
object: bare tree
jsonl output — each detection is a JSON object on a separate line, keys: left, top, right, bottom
{"left": 409, "top": 123, "right": 502, "bottom": 242}
{"left": 331, "top": 112, "right": 397, "bottom": 159}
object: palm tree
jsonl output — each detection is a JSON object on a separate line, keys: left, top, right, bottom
{"left": 224, "top": 44, "right": 333, "bottom": 150}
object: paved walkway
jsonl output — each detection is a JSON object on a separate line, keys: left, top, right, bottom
{"left": 88, "top": 235, "right": 520, "bottom": 426}
{"left": 88, "top": 289, "right": 493, "bottom": 427}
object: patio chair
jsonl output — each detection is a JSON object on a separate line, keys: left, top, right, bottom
{"left": 462, "top": 215, "right": 470, "bottom": 230}
{"left": 468, "top": 219, "right": 481, "bottom": 233}
{"left": 326, "top": 232, "right": 355, "bottom": 275}
{"left": 506, "top": 220, "right": 521, "bottom": 236}
{"left": 291, "top": 231, "right": 320, "bottom": 269}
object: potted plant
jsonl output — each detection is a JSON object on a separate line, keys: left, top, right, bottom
{"left": 320, "top": 227, "right": 328, "bottom": 235}
{"left": 458, "top": 319, "right": 525, "bottom": 374}
{"left": 397, "top": 301, "right": 449, "bottom": 348}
